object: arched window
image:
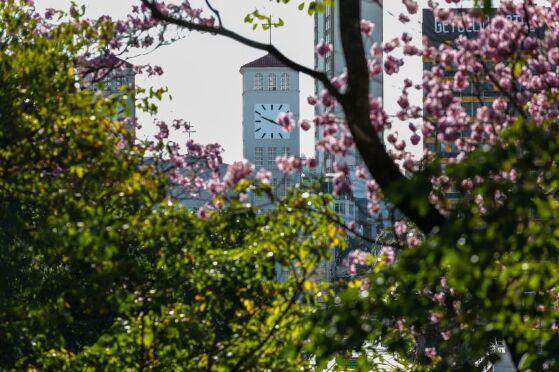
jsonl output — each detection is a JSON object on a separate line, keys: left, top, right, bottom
{"left": 254, "top": 73, "right": 263, "bottom": 90}
{"left": 280, "top": 72, "right": 289, "bottom": 90}
{"left": 268, "top": 73, "right": 276, "bottom": 91}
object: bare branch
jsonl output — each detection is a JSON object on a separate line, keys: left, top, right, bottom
{"left": 204, "top": 0, "right": 223, "bottom": 27}
{"left": 140, "top": 0, "right": 343, "bottom": 103}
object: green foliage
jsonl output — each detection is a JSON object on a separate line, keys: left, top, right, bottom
{"left": 0, "top": 1, "right": 341, "bottom": 370}
{"left": 473, "top": 0, "right": 494, "bottom": 15}
{"left": 6, "top": 0, "right": 558, "bottom": 370}
{"left": 309, "top": 119, "right": 559, "bottom": 370}
{"left": 297, "top": 0, "right": 335, "bottom": 15}
{"left": 243, "top": 0, "right": 333, "bottom": 31}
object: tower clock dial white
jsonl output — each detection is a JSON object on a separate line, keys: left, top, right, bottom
{"left": 254, "top": 103, "right": 291, "bottom": 140}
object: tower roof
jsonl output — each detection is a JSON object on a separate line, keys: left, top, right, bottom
{"left": 80, "top": 54, "right": 134, "bottom": 70}
{"left": 240, "top": 53, "right": 289, "bottom": 71}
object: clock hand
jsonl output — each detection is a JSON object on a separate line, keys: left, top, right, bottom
{"left": 262, "top": 116, "right": 280, "bottom": 126}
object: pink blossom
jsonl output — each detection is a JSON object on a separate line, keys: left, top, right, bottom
{"left": 394, "top": 221, "right": 407, "bottom": 236}
{"left": 276, "top": 156, "right": 303, "bottom": 173}
{"left": 205, "top": 178, "right": 226, "bottom": 195}
{"left": 430, "top": 312, "right": 443, "bottom": 324}
{"left": 255, "top": 168, "right": 272, "bottom": 184}
{"left": 403, "top": 0, "right": 419, "bottom": 15}
{"left": 277, "top": 112, "right": 295, "bottom": 133}
{"left": 399, "top": 13, "right": 410, "bottom": 23}
{"left": 355, "top": 165, "right": 369, "bottom": 180}
{"left": 433, "top": 292, "right": 445, "bottom": 305}
{"left": 360, "top": 20, "right": 375, "bottom": 36}
{"left": 223, "top": 160, "right": 254, "bottom": 187}
{"left": 410, "top": 133, "right": 421, "bottom": 145}
{"left": 349, "top": 250, "right": 369, "bottom": 265}
{"left": 155, "top": 120, "right": 169, "bottom": 141}
{"left": 45, "top": 8, "right": 56, "bottom": 20}
{"left": 403, "top": 158, "right": 416, "bottom": 172}
{"left": 406, "top": 233, "right": 420, "bottom": 247}
{"left": 305, "top": 158, "right": 318, "bottom": 168}
{"left": 316, "top": 39, "right": 333, "bottom": 57}
{"left": 384, "top": 55, "right": 403, "bottom": 75}
{"left": 440, "top": 276, "right": 448, "bottom": 289}
{"left": 300, "top": 119, "right": 311, "bottom": 131}
{"left": 345, "top": 250, "right": 370, "bottom": 276}
{"left": 307, "top": 96, "right": 317, "bottom": 105}
{"left": 197, "top": 207, "right": 208, "bottom": 220}
{"left": 320, "top": 89, "right": 337, "bottom": 107}
{"left": 380, "top": 246, "right": 395, "bottom": 265}
{"left": 425, "top": 347, "right": 437, "bottom": 358}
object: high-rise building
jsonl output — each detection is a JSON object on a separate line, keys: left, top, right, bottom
{"left": 79, "top": 54, "right": 136, "bottom": 136}
{"left": 240, "top": 54, "right": 301, "bottom": 206}
{"left": 382, "top": 3, "right": 517, "bottom": 369}
{"left": 314, "top": 1, "right": 383, "bottom": 180}
{"left": 314, "top": 1, "right": 387, "bottom": 278}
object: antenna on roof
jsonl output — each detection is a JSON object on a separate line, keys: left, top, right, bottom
{"left": 185, "top": 123, "right": 196, "bottom": 139}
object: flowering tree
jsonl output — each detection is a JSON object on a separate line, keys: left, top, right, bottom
{"left": 0, "top": 1, "right": 345, "bottom": 370}
{"left": 5, "top": 0, "right": 559, "bottom": 369}
{"left": 132, "top": 0, "right": 559, "bottom": 369}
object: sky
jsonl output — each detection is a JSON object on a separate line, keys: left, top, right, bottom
{"left": 37, "top": 0, "right": 316, "bottom": 164}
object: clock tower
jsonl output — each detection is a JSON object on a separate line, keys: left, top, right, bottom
{"left": 240, "top": 54, "right": 300, "bottom": 200}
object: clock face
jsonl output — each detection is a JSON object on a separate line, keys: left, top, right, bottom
{"left": 254, "top": 103, "right": 291, "bottom": 140}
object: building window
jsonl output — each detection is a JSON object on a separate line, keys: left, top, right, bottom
{"left": 325, "top": 152, "right": 334, "bottom": 173}
{"left": 268, "top": 73, "right": 276, "bottom": 91}
{"left": 274, "top": 177, "right": 289, "bottom": 198}
{"left": 281, "top": 73, "right": 289, "bottom": 90}
{"left": 325, "top": 55, "right": 333, "bottom": 77}
{"left": 272, "top": 178, "right": 279, "bottom": 195}
{"left": 334, "top": 202, "right": 346, "bottom": 215}
{"left": 281, "top": 147, "right": 290, "bottom": 156}
{"left": 255, "top": 147, "right": 264, "bottom": 168}
{"left": 281, "top": 178, "right": 289, "bottom": 197}
{"left": 254, "top": 73, "right": 264, "bottom": 90}
{"left": 115, "top": 76, "right": 128, "bottom": 89}
{"left": 267, "top": 147, "right": 277, "bottom": 169}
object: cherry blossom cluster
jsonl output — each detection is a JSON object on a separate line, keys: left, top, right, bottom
{"left": 343, "top": 250, "right": 371, "bottom": 277}
{"left": 37, "top": 0, "right": 559, "bottom": 223}
{"left": 305, "top": 0, "right": 559, "bottom": 219}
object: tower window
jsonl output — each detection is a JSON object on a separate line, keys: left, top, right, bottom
{"left": 281, "top": 73, "right": 289, "bottom": 90}
{"left": 267, "top": 147, "right": 277, "bottom": 168}
{"left": 268, "top": 73, "right": 276, "bottom": 91}
{"left": 255, "top": 147, "right": 264, "bottom": 167}
{"left": 254, "top": 73, "right": 264, "bottom": 90}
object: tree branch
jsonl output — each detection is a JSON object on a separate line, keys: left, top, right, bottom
{"left": 140, "top": 0, "right": 343, "bottom": 103}
{"left": 204, "top": 0, "right": 223, "bottom": 27}
{"left": 231, "top": 274, "right": 309, "bottom": 370}
{"left": 141, "top": 0, "right": 446, "bottom": 234}
{"left": 337, "top": 0, "right": 446, "bottom": 233}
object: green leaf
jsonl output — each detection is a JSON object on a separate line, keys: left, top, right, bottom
{"left": 513, "top": 60, "right": 523, "bottom": 78}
